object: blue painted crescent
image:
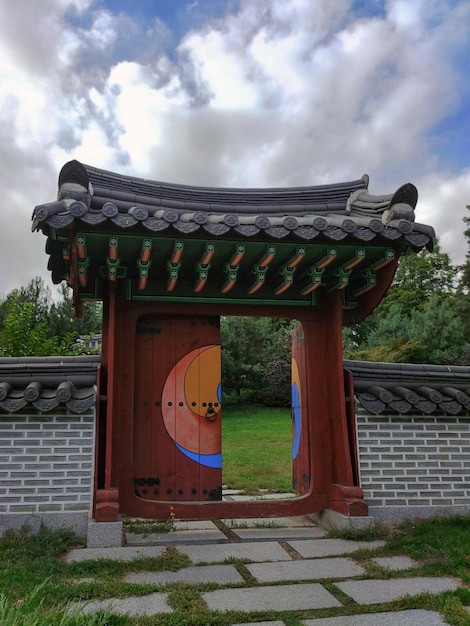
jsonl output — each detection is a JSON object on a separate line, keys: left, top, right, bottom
{"left": 291, "top": 356, "right": 301, "bottom": 460}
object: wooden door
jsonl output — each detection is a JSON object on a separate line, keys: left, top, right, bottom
{"left": 133, "top": 315, "right": 222, "bottom": 503}
{"left": 291, "top": 322, "right": 311, "bottom": 494}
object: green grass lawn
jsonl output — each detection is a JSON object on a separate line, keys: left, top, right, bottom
{"left": 222, "top": 404, "right": 293, "bottom": 494}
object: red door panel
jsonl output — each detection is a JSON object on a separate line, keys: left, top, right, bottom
{"left": 133, "top": 315, "right": 222, "bottom": 504}
{"left": 291, "top": 322, "right": 310, "bottom": 495}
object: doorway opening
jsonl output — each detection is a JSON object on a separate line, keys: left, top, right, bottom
{"left": 220, "top": 316, "right": 302, "bottom": 502}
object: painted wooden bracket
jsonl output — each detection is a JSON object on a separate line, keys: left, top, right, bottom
{"left": 106, "top": 236, "right": 120, "bottom": 281}
{"left": 248, "top": 264, "right": 269, "bottom": 294}
{"left": 328, "top": 266, "right": 351, "bottom": 292}
{"left": 274, "top": 265, "right": 296, "bottom": 295}
{"left": 372, "top": 248, "right": 396, "bottom": 270}
{"left": 258, "top": 245, "right": 276, "bottom": 268}
{"left": 200, "top": 242, "right": 215, "bottom": 266}
{"left": 166, "top": 261, "right": 181, "bottom": 291}
{"left": 76, "top": 234, "right": 87, "bottom": 259}
{"left": 299, "top": 267, "right": 325, "bottom": 296}
{"left": 221, "top": 264, "right": 239, "bottom": 294}
{"left": 315, "top": 247, "right": 337, "bottom": 269}
{"left": 286, "top": 246, "right": 306, "bottom": 269}
{"left": 137, "top": 239, "right": 152, "bottom": 289}
{"left": 171, "top": 241, "right": 184, "bottom": 264}
{"left": 228, "top": 243, "right": 245, "bottom": 267}
{"left": 353, "top": 266, "right": 377, "bottom": 296}
{"left": 77, "top": 257, "right": 90, "bottom": 287}
{"left": 343, "top": 248, "right": 366, "bottom": 270}
{"left": 194, "top": 262, "right": 211, "bottom": 292}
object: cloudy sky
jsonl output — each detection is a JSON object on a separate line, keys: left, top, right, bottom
{"left": 1, "top": 0, "right": 469, "bottom": 298}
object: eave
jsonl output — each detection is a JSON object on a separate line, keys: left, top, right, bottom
{"left": 32, "top": 160, "right": 435, "bottom": 323}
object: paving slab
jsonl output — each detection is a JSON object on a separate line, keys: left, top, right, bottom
{"left": 231, "top": 526, "right": 326, "bottom": 542}
{"left": 179, "top": 541, "right": 292, "bottom": 563}
{"left": 65, "top": 544, "right": 166, "bottom": 563}
{"left": 203, "top": 582, "right": 342, "bottom": 612}
{"left": 228, "top": 493, "right": 296, "bottom": 501}
{"left": 372, "top": 555, "right": 418, "bottom": 571}
{"left": 126, "top": 527, "right": 227, "bottom": 545}
{"left": 246, "top": 557, "right": 364, "bottom": 582}
{"left": 125, "top": 563, "right": 244, "bottom": 585}
{"left": 72, "top": 592, "right": 172, "bottom": 616}
{"left": 335, "top": 576, "right": 459, "bottom": 604}
{"left": 233, "top": 622, "right": 286, "bottom": 626}
{"left": 222, "top": 516, "right": 316, "bottom": 528}
{"left": 301, "top": 609, "right": 448, "bottom": 625}
{"left": 173, "top": 520, "right": 219, "bottom": 530}
{"left": 288, "top": 539, "right": 385, "bottom": 558}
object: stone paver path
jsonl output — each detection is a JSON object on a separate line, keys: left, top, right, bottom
{"left": 67, "top": 515, "right": 467, "bottom": 624}
{"left": 301, "top": 609, "right": 449, "bottom": 625}
{"left": 202, "top": 582, "right": 342, "bottom": 612}
{"left": 334, "top": 576, "right": 459, "bottom": 605}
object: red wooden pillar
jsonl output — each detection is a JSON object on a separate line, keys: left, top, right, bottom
{"left": 298, "top": 294, "right": 367, "bottom": 516}
{"left": 94, "top": 282, "right": 120, "bottom": 521}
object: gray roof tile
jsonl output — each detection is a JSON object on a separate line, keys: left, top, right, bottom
{"left": 32, "top": 161, "right": 434, "bottom": 254}
{"left": 0, "top": 356, "right": 99, "bottom": 414}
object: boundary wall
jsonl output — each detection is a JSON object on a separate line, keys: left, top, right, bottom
{"left": 0, "top": 357, "right": 469, "bottom": 535}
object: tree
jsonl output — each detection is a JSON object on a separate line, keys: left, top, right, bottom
{"left": 343, "top": 238, "right": 463, "bottom": 363}
{"left": 455, "top": 204, "right": 470, "bottom": 342}
{"left": 47, "top": 283, "right": 102, "bottom": 342}
{"left": 347, "top": 294, "right": 469, "bottom": 364}
{"left": 221, "top": 316, "right": 294, "bottom": 406}
{"left": 376, "top": 239, "right": 456, "bottom": 317}
{"left": 0, "top": 292, "right": 68, "bottom": 357}
{"left": 0, "top": 277, "right": 102, "bottom": 357}
{"left": 0, "top": 277, "right": 51, "bottom": 329}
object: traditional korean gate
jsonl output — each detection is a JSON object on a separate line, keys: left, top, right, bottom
{"left": 132, "top": 314, "right": 222, "bottom": 505}
{"left": 33, "top": 160, "right": 433, "bottom": 521}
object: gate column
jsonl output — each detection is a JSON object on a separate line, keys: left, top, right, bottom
{"left": 298, "top": 294, "right": 368, "bottom": 516}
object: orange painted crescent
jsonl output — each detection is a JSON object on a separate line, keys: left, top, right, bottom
{"left": 161, "top": 345, "right": 221, "bottom": 455}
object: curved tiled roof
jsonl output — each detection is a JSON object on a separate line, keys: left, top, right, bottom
{"left": 31, "top": 161, "right": 435, "bottom": 319}
{"left": 0, "top": 356, "right": 99, "bottom": 414}
{"left": 345, "top": 359, "right": 470, "bottom": 415}
{"left": 32, "top": 161, "right": 434, "bottom": 248}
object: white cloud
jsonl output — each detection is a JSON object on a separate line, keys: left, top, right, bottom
{"left": 416, "top": 169, "right": 470, "bottom": 265}
{"left": 0, "top": 0, "right": 469, "bottom": 297}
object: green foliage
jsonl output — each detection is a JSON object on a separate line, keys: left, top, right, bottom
{"left": 378, "top": 241, "right": 456, "bottom": 316}
{"left": 0, "top": 583, "right": 115, "bottom": 626}
{"left": 455, "top": 204, "right": 470, "bottom": 340}
{"left": 327, "top": 521, "right": 390, "bottom": 541}
{"left": 344, "top": 238, "right": 470, "bottom": 364}
{"left": 47, "top": 283, "right": 102, "bottom": 344}
{"left": 385, "top": 515, "right": 470, "bottom": 585}
{"left": 221, "top": 317, "right": 293, "bottom": 407}
{"left": 353, "top": 295, "right": 470, "bottom": 364}
{"left": 0, "top": 277, "right": 102, "bottom": 357}
{"left": 0, "top": 292, "right": 70, "bottom": 357}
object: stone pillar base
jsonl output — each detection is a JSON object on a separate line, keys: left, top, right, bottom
{"left": 87, "top": 519, "right": 123, "bottom": 548}
{"left": 310, "top": 509, "right": 376, "bottom": 531}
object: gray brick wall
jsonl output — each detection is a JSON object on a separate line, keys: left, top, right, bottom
{"left": 2, "top": 403, "right": 469, "bottom": 526}
{"left": 356, "top": 406, "right": 470, "bottom": 519}
{"left": 0, "top": 410, "right": 94, "bottom": 515}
